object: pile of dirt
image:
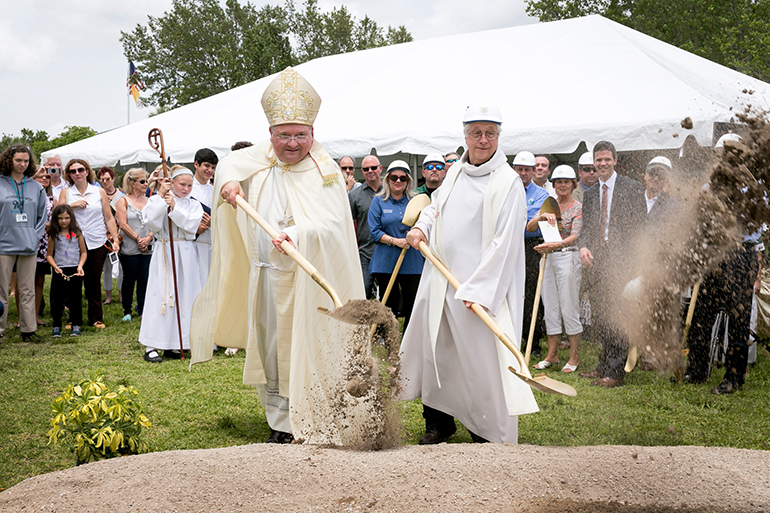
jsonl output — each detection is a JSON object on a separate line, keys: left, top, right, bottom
{"left": 2, "top": 444, "right": 768, "bottom": 512}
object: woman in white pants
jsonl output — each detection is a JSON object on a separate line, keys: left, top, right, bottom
{"left": 526, "top": 165, "right": 582, "bottom": 372}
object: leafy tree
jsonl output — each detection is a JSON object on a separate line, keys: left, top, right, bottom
{"left": 121, "top": 0, "right": 413, "bottom": 109}
{"left": 525, "top": 0, "right": 770, "bottom": 83}
{"left": 1, "top": 126, "right": 96, "bottom": 160}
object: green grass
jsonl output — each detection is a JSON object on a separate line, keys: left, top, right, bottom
{"left": 1, "top": 279, "right": 768, "bottom": 490}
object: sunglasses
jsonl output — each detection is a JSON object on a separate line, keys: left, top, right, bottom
{"left": 340, "top": 166, "right": 354, "bottom": 171}
{"left": 70, "top": 167, "right": 87, "bottom": 174}
{"left": 389, "top": 175, "right": 409, "bottom": 183}
{"left": 362, "top": 166, "right": 380, "bottom": 172}
{"left": 425, "top": 164, "right": 444, "bottom": 171}
{"left": 135, "top": 179, "right": 147, "bottom": 184}
{"left": 445, "top": 158, "right": 458, "bottom": 163}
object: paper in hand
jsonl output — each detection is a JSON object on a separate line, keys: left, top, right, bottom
{"left": 538, "top": 221, "right": 563, "bottom": 243}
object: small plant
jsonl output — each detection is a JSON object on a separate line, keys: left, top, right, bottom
{"left": 47, "top": 372, "right": 152, "bottom": 464}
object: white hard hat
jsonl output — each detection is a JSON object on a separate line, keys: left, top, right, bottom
{"left": 423, "top": 153, "right": 445, "bottom": 166}
{"left": 646, "top": 156, "right": 672, "bottom": 171}
{"left": 512, "top": 151, "right": 536, "bottom": 167}
{"left": 463, "top": 105, "right": 503, "bottom": 124}
{"left": 551, "top": 165, "right": 576, "bottom": 180}
{"left": 387, "top": 160, "right": 411, "bottom": 176}
{"left": 715, "top": 133, "right": 742, "bottom": 148}
{"left": 578, "top": 152, "right": 593, "bottom": 167}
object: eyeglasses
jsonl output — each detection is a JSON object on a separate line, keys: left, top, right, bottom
{"left": 445, "top": 158, "right": 459, "bottom": 163}
{"left": 274, "top": 133, "right": 309, "bottom": 142}
{"left": 579, "top": 167, "right": 596, "bottom": 173}
{"left": 135, "top": 179, "right": 147, "bottom": 184}
{"left": 362, "top": 166, "right": 380, "bottom": 172}
{"left": 425, "top": 164, "right": 444, "bottom": 171}
{"left": 70, "top": 167, "right": 87, "bottom": 174}
{"left": 467, "top": 130, "right": 499, "bottom": 140}
{"left": 389, "top": 175, "right": 409, "bottom": 183}
{"left": 340, "top": 166, "right": 354, "bottom": 171}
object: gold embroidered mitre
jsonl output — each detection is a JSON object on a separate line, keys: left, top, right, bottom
{"left": 261, "top": 67, "right": 321, "bottom": 127}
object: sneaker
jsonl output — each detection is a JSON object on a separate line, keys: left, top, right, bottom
{"left": 52, "top": 327, "right": 62, "bottom": 338}
{"left": 122, "top": 314, "right": 132, "bottom": 322}
{"left": 71, "top": 326, "right": 81, "bottom": 337}
{"left": 144, "top": 349, "right": 162, "bottom": 363}
{"left": 92, "top": 321, "right": 106, "bottom": 329}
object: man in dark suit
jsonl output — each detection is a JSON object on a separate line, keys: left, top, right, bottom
{"left": 578, "top": 141, "right": 647, "bottom": 387}
{"left": 644, "top": 156, "right": 679, "bottom": 223}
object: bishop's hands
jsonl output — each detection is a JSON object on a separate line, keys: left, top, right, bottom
{"left": 221, "top": 181, "right": 244, "bottom": 208}
{"left": 272, "top": 232, "right": 295, "bottom": 255}
{"left": 406, "top": 227, "right": 426, "bottom": 250}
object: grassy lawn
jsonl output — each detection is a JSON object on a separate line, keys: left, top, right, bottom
{"left": 1, "top": 280, "right": 768, "bottom": 490}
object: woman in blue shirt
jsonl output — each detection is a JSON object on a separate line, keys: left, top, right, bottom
{"left": 368, "top": 160, "right": 424, "bottom": 330}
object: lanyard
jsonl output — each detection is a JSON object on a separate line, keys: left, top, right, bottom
{"left": 11, "top": 176, "right": 26, "bottom": 213}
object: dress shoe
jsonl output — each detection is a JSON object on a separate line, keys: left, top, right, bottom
{"left": 590, "top": 377, "right": 623, "bottom": 388}
{"left": 469, "top": 431, "right": 490, "bottom": 443}
{"left": 266, "top": 430, "right": 294, "bottom": 444}
{"left": 578, "top": 369, "right": 602, "bottom": 379}
{"left": 144, "top": 350, "right": 162, "bottom": 363}
{"left": 711, "top": 381, "right": 739, "bottom": 395}
{"left": 418, "top": 427, "right": 456, "bottom": 445}
{"left": 638, "top": 361, "right": 655, "bottom": 372}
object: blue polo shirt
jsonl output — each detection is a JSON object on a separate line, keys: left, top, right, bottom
{"left": 368, "top": 195, "right": 424, "bottom": 275}
{"left": 524, "top": 181, "right": 550, "bottom": 239}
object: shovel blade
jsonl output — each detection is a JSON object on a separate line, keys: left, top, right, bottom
{"left": 508, "top": 367, "right": 577, "bottom": 396}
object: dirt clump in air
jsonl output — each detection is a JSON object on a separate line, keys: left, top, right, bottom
{"left": 623, "top": 112, "right": 770, "bottom": 375}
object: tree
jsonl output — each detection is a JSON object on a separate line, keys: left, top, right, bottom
{"left": 121, "top": 0, "right": 413, "bottom": 109}
{"left": 525, "top": 0, "right": 770, "bottom": 83}
{"left": 1, "top": 126, "right": 96, "bottom": 160}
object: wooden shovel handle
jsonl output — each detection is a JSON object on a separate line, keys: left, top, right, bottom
{"left": 523, "top": 254, "right": 546, "bottom": 367}
{"left": 418, "top": 241, "right": 533, "bottom": 379}
{"left": 235, "top": 195, "right": 343, "bottom": 308}
{"left": 370, "top": 247, "right": 407, "bottom": 337}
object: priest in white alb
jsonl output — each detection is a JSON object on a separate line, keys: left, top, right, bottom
{"left": 190, "top": 67, "right": 364, "bottom": 444}
{"left": 401, "top": 105, "right": 539, "bottom": 444}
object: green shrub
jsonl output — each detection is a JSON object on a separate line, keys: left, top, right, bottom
{"left": 47, "top": 372, "right": 152, "bottom": 464}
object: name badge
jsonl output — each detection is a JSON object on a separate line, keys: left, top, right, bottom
{"left": 383, "top": 209, "right": 393, "bottom": 214}
{"left": 16, "top": 213, "right": 28, "bottom": 223}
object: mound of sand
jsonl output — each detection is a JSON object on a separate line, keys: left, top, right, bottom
{"left": 2, "top": 444, "right": 768, "bottom": 512}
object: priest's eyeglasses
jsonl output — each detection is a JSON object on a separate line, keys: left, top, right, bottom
{"left": 467, "top": 130, "right": 499, "bottom": 140}
{"left": 275, "top": 133, "right": 310, "bottom": 142}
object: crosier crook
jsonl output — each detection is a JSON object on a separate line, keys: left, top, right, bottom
{"left": 148, "top": 128, "right": 185, "bottom": 359}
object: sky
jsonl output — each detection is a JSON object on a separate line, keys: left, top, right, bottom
{"left": 0, "top": 0, "right": 536, "bottom": 139}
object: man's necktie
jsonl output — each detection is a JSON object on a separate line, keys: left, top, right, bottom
{"left": 600, "top": 183, "right": 608, "bottom": 240}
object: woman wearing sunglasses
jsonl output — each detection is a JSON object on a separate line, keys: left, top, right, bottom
{"left": 115, "top": 168, "right": 154, "bottom": 322}
{"left": 368, "top": 160, "right": 424, "bottom": 331}
{"left": 60, "top": 159, "right": 120, "bottom": 329}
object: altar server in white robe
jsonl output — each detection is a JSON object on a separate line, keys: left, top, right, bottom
{"left": 189, "top": 67, "right": 364, "bottom": 445}
{"left": 139, "top": 167, "right": 204, "bottom": 362}
{"left": 402, "top": 105, "right": 539, "bottom": 445}
{"left": 190, "top": 148, "right": 217, "bottom": 286}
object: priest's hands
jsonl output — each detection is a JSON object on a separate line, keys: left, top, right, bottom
{"left": 406, "top": 228, "right": 426, "bottom": 249}
{"left": 221, "top": 181, "right": 244, "bottom": 208}
{"left": 272, "top": 232, "right": 295, "bottom": 255}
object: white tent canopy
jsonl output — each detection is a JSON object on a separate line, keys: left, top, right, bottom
{"left": 44, "top": 15, "right": 770, "bottom": 167}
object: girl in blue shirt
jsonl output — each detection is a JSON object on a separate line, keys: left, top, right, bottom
{"left": 368, "top": 160, "right": 424, "bottom": 331}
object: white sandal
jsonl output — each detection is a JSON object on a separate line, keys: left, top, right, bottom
{"left": 533, "top": 360, "right": 554, "bottom": 370}
{"left": 562, "top": 362, "right": 579, "bottom": 373}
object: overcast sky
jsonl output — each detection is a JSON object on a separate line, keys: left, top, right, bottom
{"left": 0, "top": 0, "right": 536, "bottom": 138}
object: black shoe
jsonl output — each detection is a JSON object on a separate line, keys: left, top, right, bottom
{"left": 144, "top": 350, "right": 163, "bottom": 363}
{"left": 711, "top": 381, "right": 739, "bottom": 395}
{"left": 266, "top": 430, "right": 294, "bottom": 444}
{"left": 469, "top": 431, "right": 490, "bottom": 443}
{"left": 418, "top": 426, "right": 456, "bottom": 445}
{"left": 164, "top": 349, "right": 188, "bottom": 360}
{"left": 21, "top": 331, "right": 44, "bottom": 343}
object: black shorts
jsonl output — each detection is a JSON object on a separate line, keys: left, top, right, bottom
{"left": 36, "top": 261, "right": 51, "bottom": 276}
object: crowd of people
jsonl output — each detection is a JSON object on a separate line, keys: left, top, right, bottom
{"left": 1, "top": 66, "right": 762, "bottom": 447}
